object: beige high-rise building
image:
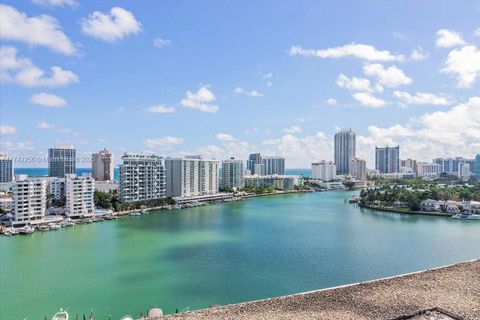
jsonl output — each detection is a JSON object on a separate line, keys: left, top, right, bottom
{"left": 92, "top": 148, "right": 114, "bottom": 181}
{"left": 165, "top": 156, "right": 219, "bottom": 198}
{"left": 350, "top": 158, "right": 367, "bottom": 181}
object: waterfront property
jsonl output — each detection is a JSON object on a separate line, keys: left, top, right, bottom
{"left": 165, "top": 156, "right": 220, "bottom": 198}
{"left": 1, "top": 191, "right": 479, "bottom": 320}
{"left": 243, "top": 174, "right": 303, "bottom": 190}
{"left": 119, "top": 153, "right": 166, "bottom": 203}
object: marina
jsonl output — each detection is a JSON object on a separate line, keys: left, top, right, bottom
{"left": 1, "top": 191, "right": 479, "bottom": 319}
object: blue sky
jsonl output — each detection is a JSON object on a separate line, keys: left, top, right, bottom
{"left": 1, "top": 0, "right": 479, "bottom": 168}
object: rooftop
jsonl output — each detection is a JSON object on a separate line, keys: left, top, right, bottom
{"left": 164, "top": 259, "right": 480, "bottom": 320}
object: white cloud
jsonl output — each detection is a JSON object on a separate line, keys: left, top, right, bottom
{"left": 144, "top": 136, "right": 184, "bottom": 149}
{"left": 436, "top": 29, "right": 466, "bottom": 48}
{"left": 234, "top": 87, "right": 244, "bottom": 94}
{"left": 357, "top": 96, "right": 480, "bottom": 164}
{"left": 0, "top": 46, "right": 79, "bottom": 87}
{"left": 32, "top": 0, "right": 77, "bottom": 7}
{"left": 353, "top": 92, "right": 386, "bottom": 108}
{"left": 441, "top": 45, "right": 480, "bottom": 88}
{"left": 475, "top": 28, "right": 480, "bottom": 37}
{"left": 336, "top": 74, "right": 372, "bottom": 92}
{"left": 0, "top": 125, "right": 17, "bottom": 135}
{"left": 0, "top": 140, "right": 34, "bottom": 151}
{"left": 153, "top": 38, "right": 172, "bottom": 48}
{"left": 30, "top": 92, "right": 67, "bottom": 107}
{"left": 0, "top": 4, "right": 76, "bottom": 55}
{"left": 284, "top": 126, "right": 302, "bottom": 134}
{"left": 393, "top": 91, "right": 451, "bottom": 106}
{"left": 325, "top": 98, "right": 338, "bottom": 106}
{"left": 410, "top": 47, "right": 428, "bottom": 61}
{"left": 289, "top": 43, "right": 404, "bottom": 61}
{"left": 260, "top": 131, "right": 332, "bottom": 167}
{"left": 234, "top": 87, "right": 264, "bottom": 97}
{"left": 363, "top": 63, "right": 412, "bottom": 87}
{"left": 37, "top": 122, "right": 55, "bottom": 129}
{"left": 216, "top": 133, "right": 236, "bottom": 141}
{"left": 147, "top": 105, "right": 175, "bottom": 113}
{"left": 180, "top": 86, "right": 219, "bottom": 113}
{"left": 81, "top": 7, "right": 142, "bottom": 42}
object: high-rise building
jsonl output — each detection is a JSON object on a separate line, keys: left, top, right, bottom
{"left": 350, "top": 158, "right": 367, "bottom": 181}
{"left": 0, "top": 153, "right": 14, "bottom": 183}
{"left": 48, "top": 146, "right": 76, "bottom": 178}
{"left": 458, "top": 162, "right": 471, "bottom": 181}
{"left": 165, "top": 156, "right": 219, "bottom": 198}
{"left": 12, "top": 175, "right": 46, "bottom": 226}
{"left": 221, "top": 157, "right": 244, "bottom": 190}
{"left": 65, "top": 173, "right": 95, "bottom": 218}
{"left": 262, "top": 156, "right": 285, "bottom": 175}
{"left": 375, "top": 146, "right": 400, "bottom": 173}
{"left": 311, "top": 161, "right": 336, "bottom": 181}
{"left": 476, "top": 154, "right": 480, "bottom": 179}
{"left": 416, "top": 162, "right": 442, "bottom": 177}
{"left": 119, "top": 153, "right": 166, "bottom": 203}
{"left": 92, "top": 148, "right": 114, "bottom": 181}
{"left": 247, "top": 153, "right": 263, "bottom": 175}
{"left": 433, "top": 157, "right": 475, "bottom": 178}
{"left": 334, "top": 128, "right": 356, "bottom": 175}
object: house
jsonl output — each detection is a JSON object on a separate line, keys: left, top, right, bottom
{"left": 420, "top": 199, "right": 440, "bottom": 212}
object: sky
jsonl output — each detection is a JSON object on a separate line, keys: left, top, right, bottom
{"left": 0, "top": 0, "right": 479, "bottom": 168}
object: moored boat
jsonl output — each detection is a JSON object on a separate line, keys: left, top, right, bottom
{"left": 52, "top": 308, "right": 68, "bottom": 320}
{"left": 18, "top": 225, "right": 35, "bottom": 234}
{"left": 451, "top": 213, "right": 480, "bottom": 220}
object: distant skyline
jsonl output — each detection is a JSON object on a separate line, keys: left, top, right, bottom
{"left": 0, "top": 0, "right": 479, "bottom": 168}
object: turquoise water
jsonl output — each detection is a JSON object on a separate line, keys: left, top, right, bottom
{"left": 1, "top": 191, "right": 479, "bottom": 320}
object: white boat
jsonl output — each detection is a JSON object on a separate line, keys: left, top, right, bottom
{"left": 119, "top": 316, "right": 134, "bottom": 320}
{"left": 451, "top": 213, "right": 480, "bottom": 220}
{"left": 49, "top": 223, "right": 62, "bottom": 230}
{"left": 18, "top": 225, "right": 35, "bottom": 234}
{"left": 129, "top": 211, "right": 141, "bottom": 216}
{"left": 52, "top": 308, "right": 69, "bottom": 320}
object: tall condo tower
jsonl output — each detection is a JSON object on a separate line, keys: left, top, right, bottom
{"left": 48, "top": 146, "right": 76, "bottom": 178}
{"left": 334, "top": 129, "right": 356, "bottom": 175}
{"left": 92, "top": 148, "right": 114, "bottom": 181}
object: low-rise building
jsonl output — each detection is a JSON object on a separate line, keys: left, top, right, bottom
{"left": 420, "top": 199, "right": 440, "bottom": 212}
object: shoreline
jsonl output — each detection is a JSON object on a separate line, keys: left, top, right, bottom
{"left": 163, "top": 259, "right": 480, "bottom": 319}
{"left": 357, "top": 203, "right": 453, "bottom": 217}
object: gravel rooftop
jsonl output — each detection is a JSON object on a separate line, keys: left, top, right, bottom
{"left": 163, "top": 259, "right": 480, "bottom": 320}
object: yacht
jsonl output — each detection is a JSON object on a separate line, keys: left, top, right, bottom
{"left": 52, "top": 308, "right": 68, "bottom": 320}
{"left": 49, "top": 223, "right": 62, "bottom": 230}
{"left": 451, "top": 213, "right": 480, "bottom": 220}
{"left": 129, "top": 211, "right": 141, "bottom": 216}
